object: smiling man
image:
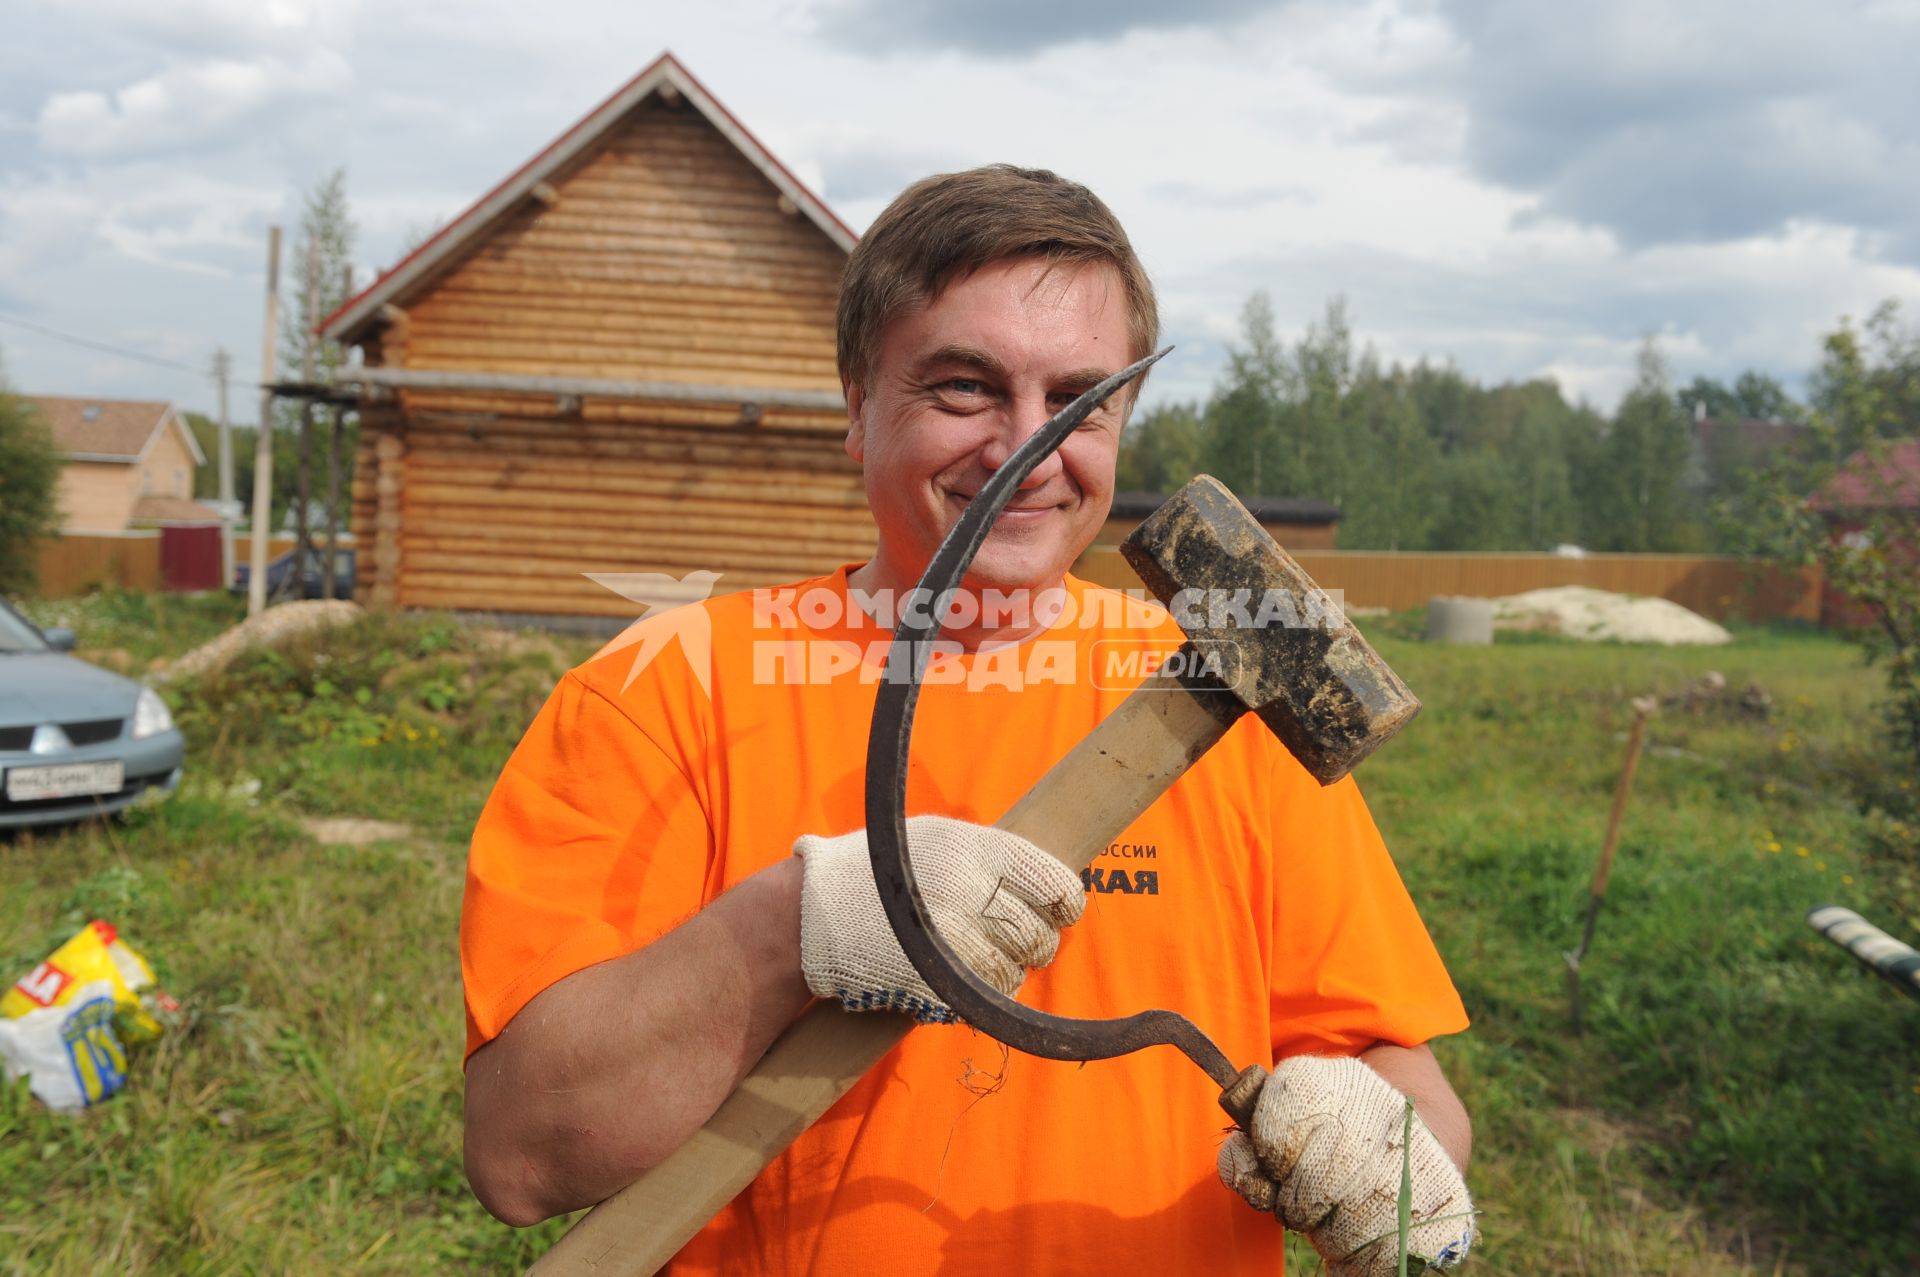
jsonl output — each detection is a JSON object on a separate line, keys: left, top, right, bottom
{"left": 843, "top": 251, "right": 1135, "bottom": 614}
{"left": 460, "top": 165, "right": 1474, "bottom": 1275}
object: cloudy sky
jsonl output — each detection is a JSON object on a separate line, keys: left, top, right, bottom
{"left": 2, "top": 0, "right": 1917, "bottom": 419}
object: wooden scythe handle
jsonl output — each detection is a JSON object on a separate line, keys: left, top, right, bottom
{"left": 527, "top": 664, "right": 1230, "bottom": 1276}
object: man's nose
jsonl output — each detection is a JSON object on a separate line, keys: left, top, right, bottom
{"left": 978, "top": 393, "right": 1064, "bottom": 488}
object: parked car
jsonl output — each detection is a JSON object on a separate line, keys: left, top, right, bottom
{"left": 231, "top": 548, "right": 356, "bottom": 600}
{"left": 0, "top": 597, "right": 184, "bottom": 829}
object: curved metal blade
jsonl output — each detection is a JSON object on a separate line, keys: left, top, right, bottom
{"left": 863, "top": 346, "right": 1240, "bottom": 1091}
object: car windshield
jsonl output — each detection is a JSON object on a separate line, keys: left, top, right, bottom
{"left": 0, "top": 602, "right": 50, "bottom": 654}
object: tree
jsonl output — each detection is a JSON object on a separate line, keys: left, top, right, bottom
{"left": 270, "top": 169, "right": 359, "bottom": 534}
{"left": 1405, "top": 360, "right": 1477, "bottom": 455}
{"left": 1676, "top": 375, "right": 1742, "bottom": 421}
{"left": 1200, "top": 294, "right": 1368, "bottom": 506}
{"left": 282, "top": 169, "right": 357, "bottom": 387}
{"left": 1428, "top": 450, "right": 1522, "bottom": 550}
{"left": 1115, "top": 402, "right": 1203, "bottom": 492}
{"left": 0, "top": 361, "right": 64, "bottom": 595}
{"left": 1677, "top": 371, "right": 1803, "bottom": 424}
{"left": 1809, "top": 301, "right": 1920, "bottom": 463}
{"left": 1507, "top": 399, "right": 1582, "bottom": 549}
{"left": 1731, "top": 370, "right": 1801, "bottom": 420}
{"left": 1337, "top": 365, "right": 1439, "bottom": 551}
{"left": 1202, "top": 292, "right": 1288, "bottom": 497}
{"left": 1287, "top": 296, "right": 1356, "bottom": 505}
{"left": 1744, "top": 308, "right": 1920, "bottom": 804}
{"left": 1584, "top": 340, "right": 1700, "bottom": 551}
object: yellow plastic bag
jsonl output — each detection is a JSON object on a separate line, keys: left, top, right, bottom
{"left": 0, "top": 919, "right": 175, "bottom": 1109}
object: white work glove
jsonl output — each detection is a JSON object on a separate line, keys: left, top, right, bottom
{"left": 793, "top": 815, "right": 1085, "bottom": 1023}
{"left": 1217, "top": 1056, "right": 1475, "bottom": 1275}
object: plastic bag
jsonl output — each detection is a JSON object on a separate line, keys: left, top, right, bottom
{"left": 0, "top": 919, "right": 176, "bottom": 1110}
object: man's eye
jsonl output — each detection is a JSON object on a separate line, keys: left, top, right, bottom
{"left": 945, "top": 378, "right": 986, "bottom": 396}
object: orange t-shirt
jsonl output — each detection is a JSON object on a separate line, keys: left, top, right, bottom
{"left": 462, "top": 568, "right": 1467, "bottom": 1275}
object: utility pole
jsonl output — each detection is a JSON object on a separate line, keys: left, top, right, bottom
{"left": 212, "top": 348, "right": 235, "bottom": 587}
{"left": 247, "top": 225, "right": 281, "bottom": 618}
{"left": 293, "top": 238, "right": 319, "bottom": 595}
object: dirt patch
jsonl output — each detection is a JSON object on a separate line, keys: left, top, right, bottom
{"left": 470, "top": 628, "right": 569, "bottom": 664}
{"left": 299, "top": 817, "right": 414, "bottom": 847}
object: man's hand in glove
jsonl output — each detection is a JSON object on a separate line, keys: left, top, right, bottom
{"left": 1218, "top": 1056, "right": 1475, "bottom": 1276}
{"left": 793, "top": 814, "right": 1085, "bottom": 1023}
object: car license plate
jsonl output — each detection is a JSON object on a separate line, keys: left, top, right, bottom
{"left": 5, "top": 761, "right": 125, "bottom": 802}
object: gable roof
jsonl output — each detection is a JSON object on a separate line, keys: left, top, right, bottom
{"left": 25, "top": 395, "right": 205, "bottom": 466}
{"left": 1812, "top": 439, "right": 1920, "bottom": 513}
{"left": 1694, "top": 415, "right": 1812, "bottom": 459}
{"left": 321, "top": 51, "right": 856, "bottom": 347}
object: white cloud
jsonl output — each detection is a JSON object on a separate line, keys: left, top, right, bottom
{"left": 24, "top": 0, "right": 358, "bottom": 58}
{"left": 2, "top": 0, "right": 1917, "bottom": 421}
{"left": 96, "top": 174, "right": 284, "bottom": 275}
{"left": 39, "top": 50, "right": 352, "bottom": 160}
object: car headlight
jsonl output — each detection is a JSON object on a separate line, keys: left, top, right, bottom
{"left": 132, "top": 687, "right": 174, "bottom": 739}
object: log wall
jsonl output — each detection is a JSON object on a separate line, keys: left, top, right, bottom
{"left": 347, "top": 90, "right": 864, "bottom": 616}
{"left": 350, "top": 406, "right": 872, "bottom": 616}
{"left": 392, "top": 96, "right": 844, "bottom": 396}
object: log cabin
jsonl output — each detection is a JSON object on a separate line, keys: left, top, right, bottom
{"left": 320, "top": 53, "right": 866, "bottom": 621}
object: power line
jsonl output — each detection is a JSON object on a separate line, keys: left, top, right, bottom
{"left": 0, "top": 310, "right": 228, "bottom": 378}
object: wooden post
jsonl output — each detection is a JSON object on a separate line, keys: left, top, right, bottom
{"left": 290, "top": 239, "right": 320, "bottom": 596}
{"left": 322, "top": 262, "right": 351, "bottom": 601}
{"left": 324, "top": 402, "right": 344, "bottom": 599}
{"left": 212, "top": 348, "right": 235, "bottom": 588}
{"left": 372, "top": 428, "right": 403, "bottom": 608}
{"left": 1564, "top": 695, "right": 1657, "bottom": 1034}
{"left": 247, "top": 226, "right": 281, "bottom": 618}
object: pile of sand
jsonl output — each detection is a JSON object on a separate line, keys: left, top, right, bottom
{"left": 153, "top": 600, "right": 364, "bottom": 684}
{"left": 1491, "top": 586, "right": 1731, "bottom": 646}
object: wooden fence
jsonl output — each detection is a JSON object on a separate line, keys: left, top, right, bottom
{"left": 30, "top": 534, "right": 332, "bottom": 599}
{"left": 1073, "top": 547, "right": 1823, "bottom": 623}
{"left": 29, "top": 531, "right": 1824, "bottom": 625}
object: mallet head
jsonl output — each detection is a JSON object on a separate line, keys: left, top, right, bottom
{"left": 1120, "top": 475, "right": 1419, "bottom": 784}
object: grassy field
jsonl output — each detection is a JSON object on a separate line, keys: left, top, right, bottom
{"left": 3, "top": 591, "right": 1917, "bottom": 1275}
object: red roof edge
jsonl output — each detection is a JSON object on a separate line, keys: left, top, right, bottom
{"left": 667, "top": 56, "right": 857, "bottom": 247}
{"left": 319, "top": 51, "right": 855, "bottom": 340}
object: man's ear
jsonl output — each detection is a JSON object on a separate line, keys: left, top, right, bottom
{"left": 843, "top": 380, "right": 867, "bottom": 463}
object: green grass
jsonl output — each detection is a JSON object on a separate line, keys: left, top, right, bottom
{"left": 2, "top": 594, "right": 597, "bottom": 1274}
{"left": 1365, "top": 623, "right": 1920, "bottom": 1275}
{"left": 4, "top": 593, "right": 1918, "bottom": 1274}
{"left": 20, "top": 589, "right": 248, "bottom": 675}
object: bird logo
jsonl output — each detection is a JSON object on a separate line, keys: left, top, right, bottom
{"left": 585, "top": 570, "right": 723, "bottom": 696}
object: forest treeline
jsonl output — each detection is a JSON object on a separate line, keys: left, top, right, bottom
{"left": 1120, "top": 295, "right": 1920, "bottom": 554}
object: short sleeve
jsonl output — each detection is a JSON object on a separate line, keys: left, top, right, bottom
{"left": 460, "top": 670, "right": 715, "bottom": 1061}
{"left": 1266, "top": 753, "right": 1468, "bottom": 1058}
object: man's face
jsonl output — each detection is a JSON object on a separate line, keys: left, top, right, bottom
{"left": 845, "top": 255, "right": 1134, "bottom": 598}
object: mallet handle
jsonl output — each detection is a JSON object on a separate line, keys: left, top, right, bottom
{"left": 528, "top": 665, "right": 1231, "bottom": 1276}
